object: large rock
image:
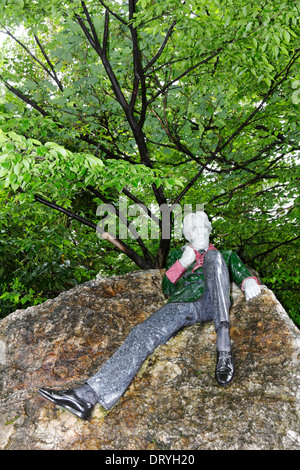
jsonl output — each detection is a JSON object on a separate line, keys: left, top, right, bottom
{"left": 0, "top": 270, "right": 299, "bottom": 450}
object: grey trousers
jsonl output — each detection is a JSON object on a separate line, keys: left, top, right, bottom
{"left": 87, "top": 250, "right": 230, "bottom": 410}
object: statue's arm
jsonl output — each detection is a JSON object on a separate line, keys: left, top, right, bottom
{"left": 229, "top": 251, "right": 261, "bottom": 300}
{"left": 162, "top": 248, "right": 194, "bottom": 297}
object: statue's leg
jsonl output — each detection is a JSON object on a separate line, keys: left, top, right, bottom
{"left": 199, "top": 250, "right": 231, "bottom": 332}
{"left": 86, "top": 301, "right": 198, "bottom": 410}
{"left": 198, "top": 250, "right": 234, "bottom": 386}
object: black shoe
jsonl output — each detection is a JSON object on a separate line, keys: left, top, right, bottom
{"left": 38, "top": 387, "right": 94, "bottom": 420}
{"left": 215, "top": 350, "right": 235, "bottom": 387}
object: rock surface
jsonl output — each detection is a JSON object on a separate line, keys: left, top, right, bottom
{"left": 0, "top": 269, "right": 299, "bottom": 450}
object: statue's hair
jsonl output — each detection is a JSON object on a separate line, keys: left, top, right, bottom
{"left": 183, "top": 211, "right": 212, "bottom": 238}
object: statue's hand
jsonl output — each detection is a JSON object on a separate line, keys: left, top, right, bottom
{"left": 243, "top": 278, "right": 261, "bottom": 301}
{"left": 179, "top": 246, "right": 196, "bottom": 269}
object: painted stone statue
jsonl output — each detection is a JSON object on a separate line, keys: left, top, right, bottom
{"left": 38, "top": 212, "right": 260, "bottom": 420}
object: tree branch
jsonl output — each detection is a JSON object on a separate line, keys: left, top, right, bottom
{"left": 208, "top": 152, "right": 287, "bottom": 206}
{"left": 102, "top": 9, "right": 109, "bottom": 54}
{"left": 97, "top": 0, "right": 128, "bottom": 26}
{"left": 147, "top": 49, "right": 221, "bottom": 106}
{"left": 129, "top": 0, "right": 147, "bottom": 127}
{"left": 74, "top": 1, "right": 157, "bottom": 177}
{"left": 0, "top": 73, "right": 136, "bottom": 162}
{"left": 217, "top": 139, "right": 287, "bottom": 176}
{"left": 87, "top": 185, "right": 155, "bottom": 265}
{"left": 143, "top": 20, "right": 176, "bottom": 73}
{"left": 18, "top": 189, "right": 153, "bottom": 269}
{"left": 248, "top": 235, "right": 300, "bottom": 261}
{"left": 171, "top": 50, "right": 300, "bottom": 206}
{"left": 171, "top": 154, "right": 216, "bottom": 206}
{"left": 79, "top": 133, "right": 136, "bottom": 163}
{"left": 0, "top": 75, "right": 49, "bottom": 116}
{"left": 122, "top": 187, "right": 161, "bottom": 228}
{"left": 0, "top": 27, "right": 63, "bottom": 91}
{"left": 81, "top": 1, "right": 103, "bottom": 54}
{"left": 219, "top": 50, "right": 300, "bottom": 152}
{"left": 75, "top": 4, "right": 130, "bottom": 118}
{"left": 34, "top": 35, "right": 64, "bottom": 91}
{"left": 74, "top": 12, "right": 96, "bottom": 50}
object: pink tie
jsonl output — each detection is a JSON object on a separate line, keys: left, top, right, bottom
{"left": 191, "top": 243, "right": 217, "bottom": 272}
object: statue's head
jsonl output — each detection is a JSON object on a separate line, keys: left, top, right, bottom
{"left": 183, "top": 211, "right": 212, "bottom": 250}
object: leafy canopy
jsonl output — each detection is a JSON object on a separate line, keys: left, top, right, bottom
{"left": 0, "top": 0, "right": 299, "bottom": 324}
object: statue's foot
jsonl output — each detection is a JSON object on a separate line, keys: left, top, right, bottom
{"left": 38, "top": 387, "right": 95, "bottom": 420}
{"left": 215, "top": 350, "right": 235, "bottom": 387}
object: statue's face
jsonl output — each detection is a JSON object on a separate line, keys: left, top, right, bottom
{"left": 184, "top": 212, "right": 210, "bottom": 250}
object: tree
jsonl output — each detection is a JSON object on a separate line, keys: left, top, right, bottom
{"left": 0, "top": 0, "right": 299, "bottom": 322}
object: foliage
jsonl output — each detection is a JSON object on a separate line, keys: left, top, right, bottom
{"left": 0, "top": 188, "right": 138, "bottom": 318}
{"left": 0, "top": 0, "right": 299, "bottom": 324}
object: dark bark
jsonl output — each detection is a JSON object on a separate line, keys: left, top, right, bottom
{"left": 31, "top": 192, "right": 153, "bottom": 270}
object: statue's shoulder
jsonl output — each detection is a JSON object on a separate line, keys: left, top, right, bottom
{"left": 219, "top": 249, "right": 234, "bottom": 265}
{"left": 219, "top": 249, "right": 233, "bottom": 255}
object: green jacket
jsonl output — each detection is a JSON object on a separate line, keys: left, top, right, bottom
{"left": 162, "top": 248, "right": 252, "bottom": 303}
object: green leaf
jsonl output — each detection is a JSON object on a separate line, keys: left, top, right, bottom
{"left": 283, "top": 30, "right": 290, "bottom": 43}
{"left": 291, "top": 80, "right": 300, "bottom": 89}
{"left": 273, "top": 34, "right": 280, "bottom": 45}
{"left": 291, "top": 89, "right": 300, "bottom": 105}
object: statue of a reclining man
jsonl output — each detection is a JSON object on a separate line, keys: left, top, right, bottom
{"left": 39, "top": 211, "right": 260, "bottom": 420}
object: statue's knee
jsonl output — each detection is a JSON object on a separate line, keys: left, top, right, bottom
{"left": 204, "top": 250, "right": 222, "bottom": 267}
